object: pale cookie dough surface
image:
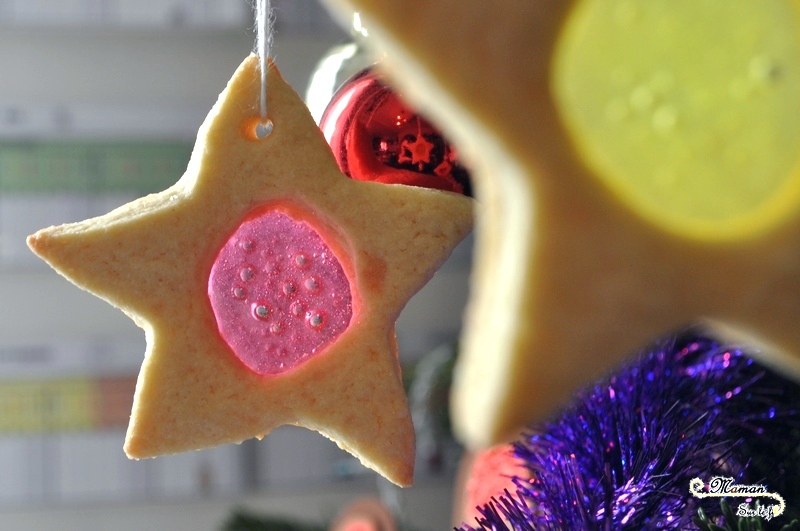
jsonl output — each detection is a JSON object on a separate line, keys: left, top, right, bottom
{"left": 321, "top": 0, "right": 800, "bottom": 448}
{"left": 28, "top": 56, "right": 473, "bottom": 486}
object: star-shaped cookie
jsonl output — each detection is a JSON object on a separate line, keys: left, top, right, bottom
{"left": 321, "top": 0, "right": 800, "bottom": 448}
{"left": 27, "top": 55, "right": 473, "bottom": 486}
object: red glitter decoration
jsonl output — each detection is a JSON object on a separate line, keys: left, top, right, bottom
{"left": 320, "top": 68, "right": 471, "bottom": 195}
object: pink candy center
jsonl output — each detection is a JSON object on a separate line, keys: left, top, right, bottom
{"left": 208, "top": 210, "right": 353, "bottom": 375}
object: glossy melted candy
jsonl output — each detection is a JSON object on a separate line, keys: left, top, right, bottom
{"left": 208, "top": 209, "right": 353, "bottom": 375}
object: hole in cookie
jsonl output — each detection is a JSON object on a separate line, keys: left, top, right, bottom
{"left": 242, "top": 117, "right": 274, "bottom": 141}
{"left": 255, "top": 119, "right": 273, "bottom": 139}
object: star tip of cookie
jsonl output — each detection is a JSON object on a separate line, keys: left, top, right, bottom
{"left": 26, "top": 221, "right": 92, "bottom": 260}
{"left": 25, "top": 231, "right": 41, "bottom": 251}
{"left": 394, "top": 475, "right": 413, "bottom": 489}
{"left": 376, "top": 462, "right": 414, "bottom": 488}
{"left": 123, "top": 431, "right": 206, "bottom": 461}
{"left": 26, "top": 227, "right": 56, "bottom": 260}
{"left": 122, "top": 438, "right": 147, "bottom": 461}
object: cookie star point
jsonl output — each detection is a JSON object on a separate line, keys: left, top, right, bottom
{"left": 27, "top": 54, "right": 472, "bottom": 486}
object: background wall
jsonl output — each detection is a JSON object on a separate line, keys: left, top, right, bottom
{"left": 0, "top": 1, "right": 472, "bottom": 529}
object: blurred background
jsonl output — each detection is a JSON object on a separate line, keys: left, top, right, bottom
{"left": 0, "top": 1, "right": 473, "bottom": 529}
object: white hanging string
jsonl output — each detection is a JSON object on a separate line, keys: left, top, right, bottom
{"left": 255, "top": 0, "right": 274, "bottom": 137}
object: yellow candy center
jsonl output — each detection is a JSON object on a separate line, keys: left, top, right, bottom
{"left": 553, "top": 0, "right": 800, "bottom": 240}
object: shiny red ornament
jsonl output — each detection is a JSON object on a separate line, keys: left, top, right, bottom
{"left": 320, "top": 68, "right": 471, "bottom": 196}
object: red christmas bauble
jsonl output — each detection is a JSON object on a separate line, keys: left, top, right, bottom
{"left": 320, "top": 68, "right": 471, "bottom": 196}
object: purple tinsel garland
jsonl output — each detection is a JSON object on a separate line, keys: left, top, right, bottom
{"left": 459, "top": 333, "right": 800, "bottom": 530}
